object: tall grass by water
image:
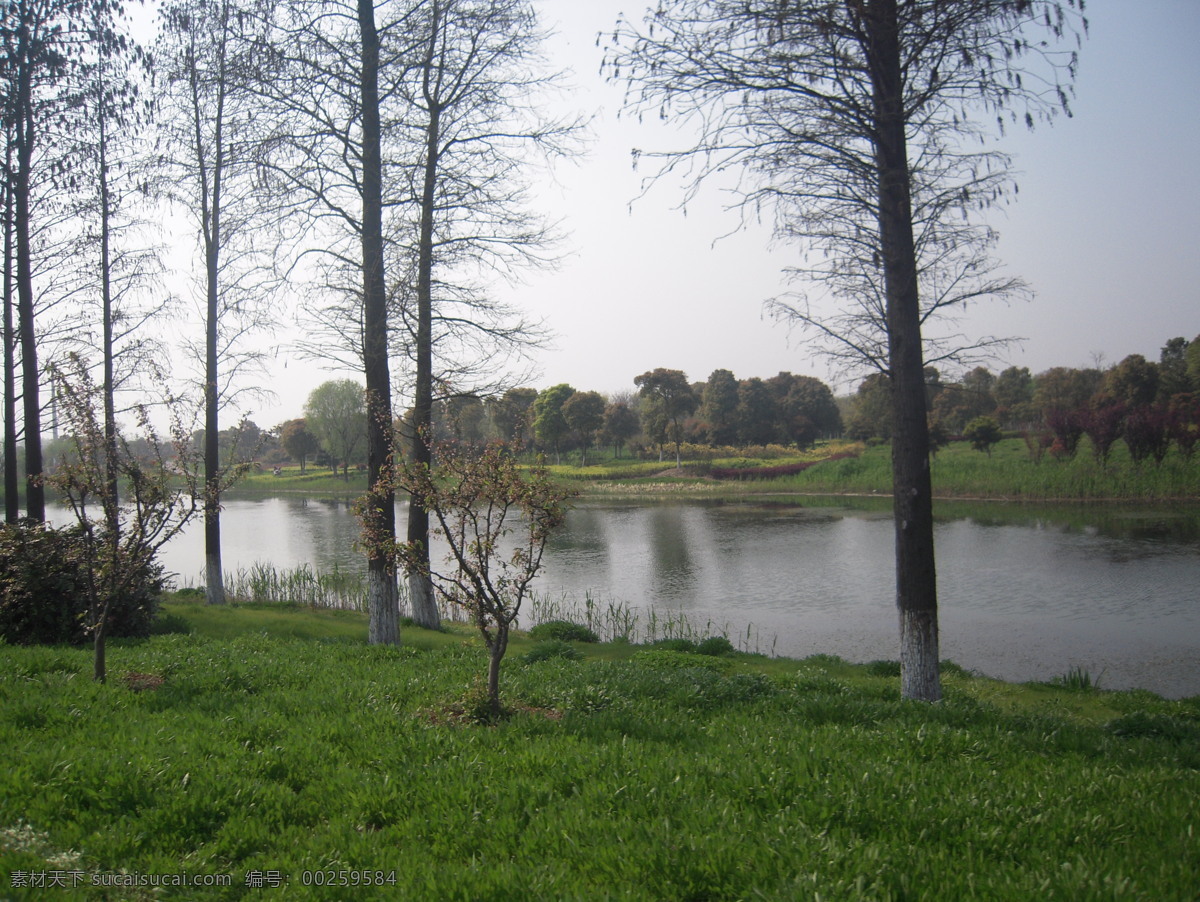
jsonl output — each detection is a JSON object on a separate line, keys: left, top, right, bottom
{"left": 221, "top": 563, "right": 370, "bottom": 612}
{"left": 207, "top": 562, "right": 762, "bottom": 650}
{"left": 2, "top": 606, "right": 1197, "bottom": 900}
{"left": 526, "top": 589, "right": 776, "bottom": 655}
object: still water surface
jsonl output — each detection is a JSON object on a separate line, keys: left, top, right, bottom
{"left": 58, "top": 496, "right": 1200, "bottom": 698}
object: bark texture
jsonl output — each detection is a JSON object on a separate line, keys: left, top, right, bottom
{"left": 867, "top": 0, "right": 941, "bottom": 701}
{"left": 358, "top": 0, "right": 399, "bottom": 644}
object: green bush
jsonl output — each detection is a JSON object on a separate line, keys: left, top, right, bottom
{"left": 528, "top": 619, "right": 600, "bottom": 643}
{"left": 522, "top": 639, "right": 583, "bottom": 665}
{"left": 0, "top": 522, "right": 166, "bottom": 646}
{"left": 866, "top": 660, "right": 902, "bottom": 677}
{"left": 695, "top": 635, "right": 734, "bottom": 656}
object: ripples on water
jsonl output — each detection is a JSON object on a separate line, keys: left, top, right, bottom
{"left": 51, "top": 496, "right": 1200, "bottom": 698}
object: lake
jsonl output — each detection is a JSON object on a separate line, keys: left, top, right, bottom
{"left": 52, "top": 495, "right": 1200, "bottom": 698}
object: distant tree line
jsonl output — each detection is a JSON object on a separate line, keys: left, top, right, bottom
{"left": 845, "top": 334, "right": 1200, "bottom": 465}
{"left": 421, "top": 367, "right": 841, "bottom": 465}
{"left": 253, "top": 369, "right": 842, "bottom": 472}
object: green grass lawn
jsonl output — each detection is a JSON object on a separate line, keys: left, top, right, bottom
{"left": 2, "top": 600, "right": 1198, "bottom": 900}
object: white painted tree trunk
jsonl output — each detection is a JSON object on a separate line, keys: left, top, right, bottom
{"left": 205, "top": 552, "right": 225, "bottom": 605}
{"left": 408, "top": 571, "right": 440, "bottom": 629}
{"left": 367, "top": 568, "right": 399, "bottom": 645}
{"left": 899, "top": 607, "right": 941, "bottom": 702}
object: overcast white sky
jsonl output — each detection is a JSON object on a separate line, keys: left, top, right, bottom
{"left": 248, "top": 0, "right": 1200, "bottom": 427}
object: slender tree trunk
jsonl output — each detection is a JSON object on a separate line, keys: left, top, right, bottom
{"left": 359, "top": 0, "right": 399, "bottom": 645}
{"left": 867, "top": 0, "right": 940, "bottom": 702}
{"left": 98, "top": 99, "right": 120, "bottom": 536}
{"left": 196, "top": 20, "right": 227, "bottom": 605}
{"left": 203, "top": 186, "right": 225, "bottom": 604}
{"left": 14, "top": 70, "right": 43, "bottom": 523}
{"left": 486, "top": 626, "right": 507, "bottom": 716}
{"left": 93, "top": 620, "right": 107, "bottom": 682}
{"left": 3, "top": 141, "right": 18, "bottom": 524}
{"left": 405, "top": 6, "right": 444, "bottom": 631}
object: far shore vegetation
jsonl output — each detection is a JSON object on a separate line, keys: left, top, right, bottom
{"left": 212, "top": 434, "right": 1200, "bottom": 503}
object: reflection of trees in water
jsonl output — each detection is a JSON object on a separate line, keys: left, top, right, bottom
{"left": 188, "top": 495, "right": 1199, "bottom": 628}
{"left": 281, "top": 496, "right": 365, "bottom": 576}
{"left": 943, "top": 499, "right": 1200, "bottom": 550}
{"left": 647, "top": 506, "right": 698, "bottom": 601}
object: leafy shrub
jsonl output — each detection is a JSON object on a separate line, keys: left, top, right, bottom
{"left": 522, "top": 639, "right": 582, "bottom": 665}
{"left": 529, "top": 619, "right": 599, "bottom": 643}
{"left": 866, "top": 659, "right": 902, "bottom": 677}
{"left": 0, "top": 522, "right": 165, "bottom": 646}
{"left": 0, "top": 523, "right": 86, "bottom": 645}
{"left": 695, "top": 635, "right": 734, "bottom": 656}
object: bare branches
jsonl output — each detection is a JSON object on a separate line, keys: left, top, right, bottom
{"left": 607, "top": 0, "right": 1083, "bottom": 377}
{"left": 393, "top": 439, "right": 571, "bottom": 714}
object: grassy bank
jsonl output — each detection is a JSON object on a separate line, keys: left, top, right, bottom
{"left": 185, "top": 435, "right": 1200, "bottom": 503}
{"left": 786, "top": 438, "right": 1200, "bottom": 501}
{"left": 3, "top": 601, "right": 1198, "bottom": 900}
{"left": 235, "top": 468, "right": 369, "bottom": 495}
{"left": 569, "top": 439, "right": 1200, "bottom": 501}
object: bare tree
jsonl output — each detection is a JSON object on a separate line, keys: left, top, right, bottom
{"left": 259, "top": 0, "right": 436, "bottom": 643}
{"left": 157, "top": 0, "right": 278, "bottom": 604}
{"left": 48, "top": 354, "right": 200, "bottom": 683}
{"left": 55, "top": 0, "right": 170, "bottom": 558}
{"left": 3, "top": 129, "right": 17, "bottom": 523}
{"left": 267, "top": 0, "right": 576, "bottom": 636}
{"left": 1, "top": 0, "right": 89, "bottom": 522}
{"left": 394, "top": 0, "right": 579, "bottom": 629}
{"left": 396, "top": 440, "right": 569, "bottom": 718}
{"left": 609, "top": 0, "right": 1085, "bottom": 700}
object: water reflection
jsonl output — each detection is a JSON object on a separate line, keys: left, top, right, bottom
{"left": 46, "top": 495, "right": 1200, "bottom": 697}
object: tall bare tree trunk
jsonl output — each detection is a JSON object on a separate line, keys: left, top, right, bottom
{"left": 358, "top": 0, "right": 399, "bottom": 645}
{"left": 202, "top": 113, "right": 225, "bottom": 606}
{"left": 14, "top": 54, "right": 43, "bottom": 523}
{"left": 204, "top": 261, "right": 224, "bottom": 605}
{"left": 3, "top": 140, "right": 18, "bottom": 524}
{"left": 405, "top": 2, "right": 444, "bottom": 632}
{"left": 868, "top": 0, "right": 940, "bottom": 702}
{"left": 98, "top": 96, "right": 120, "bottom": 536}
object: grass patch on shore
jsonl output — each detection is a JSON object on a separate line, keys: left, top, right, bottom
{"left": 235, "top": 468, "right": 368, "bottom": 494}
{"left": 229, "top": 435, "right": 1199, "bottom": 502}
{"left": 760, "top": 438, "right": 1200, "bottom": 501}
{"left": 2, "top": 601, "right": 1197, "bottom": 900}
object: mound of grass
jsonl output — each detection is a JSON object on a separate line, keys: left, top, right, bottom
{"left": 528, "top": 619, "right": 599, "bottom": 643}
{"left": 695, "top": 635, "right": 735, "bottom": 656}
{"left": 522, "top": 639, "right": 583, "bottom": 665}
